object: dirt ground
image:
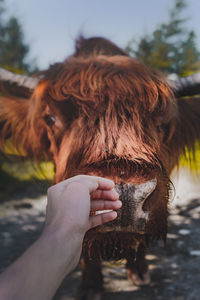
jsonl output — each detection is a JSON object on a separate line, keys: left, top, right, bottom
{"left": 0, "top": 169, "right": 200, "bottom": 300}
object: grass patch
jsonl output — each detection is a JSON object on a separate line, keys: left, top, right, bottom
{"left": 179, "top": 144, "right": 200, "bottom": 173}
{"left": 0, "top": 155, "right": 54, "bottom": 202}
{"left": 1, "top": 159, "right": 54, "bottom": 181}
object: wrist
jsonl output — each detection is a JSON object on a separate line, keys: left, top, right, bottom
{"left": 41, "top": 224, "right": 84, "bottom": 273}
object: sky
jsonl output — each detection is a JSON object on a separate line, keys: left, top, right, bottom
{"left": 4, "top": 0, "right": 200, "bottom": 69}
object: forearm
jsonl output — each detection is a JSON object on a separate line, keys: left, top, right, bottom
{"left": 0, "top": 176, "right": 119, "bottom": 300}
{"left": 0, "top": 229, "right": 83, "bottom": 300}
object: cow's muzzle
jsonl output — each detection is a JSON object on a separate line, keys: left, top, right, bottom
{"left": 96, "top": 178, "right": 157, "bottom": 234}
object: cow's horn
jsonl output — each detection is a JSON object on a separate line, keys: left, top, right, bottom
{"left": 169, "top": 72, "right": 200, "bottom": 97}
{"left": 0, "top": 67, "right": 39, "bottom": 91}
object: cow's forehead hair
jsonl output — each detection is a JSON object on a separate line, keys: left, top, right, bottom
{"left": 32, "top": 56, "right": 176, "bottom": 131}
{"left": 37, "top": 55, "right": 174, "bottom": 113}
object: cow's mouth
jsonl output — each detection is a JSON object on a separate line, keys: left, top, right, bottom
{"left": 94, "top": 178, "right": 157, "bottom": 234}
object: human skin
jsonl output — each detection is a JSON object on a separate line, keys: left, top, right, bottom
{"left": 0, "top": 175, "right": 121, "bottom": 300}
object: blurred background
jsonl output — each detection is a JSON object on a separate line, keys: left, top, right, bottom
{"left": 0, "top": 0, "right": 200, "bottom": 200}
{"left": 1, "top": 0, "right": 200, "bottom": 73}
{"left": 0, "top": 1, "right": 200, "bottom": 299}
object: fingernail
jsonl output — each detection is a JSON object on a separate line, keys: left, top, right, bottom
{"left": 116, "top": 200, "right": 122, "bottom": 208}
{"left": 111, "top": 211, "right": 118, "bottom": 220}
{"left": 112, "top": 189, "right": 119, "bottom": 199}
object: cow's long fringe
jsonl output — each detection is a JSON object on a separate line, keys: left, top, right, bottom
{"left": 82, "top": 232, "right": 147, "bottom": 261}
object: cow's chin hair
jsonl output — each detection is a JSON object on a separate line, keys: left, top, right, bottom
{"left": 82, "top": 231, "right": 149, "bottom": 261}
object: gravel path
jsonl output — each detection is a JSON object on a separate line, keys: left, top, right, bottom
{"left": 0, "top": 169, "right": 200, "bottom": 300}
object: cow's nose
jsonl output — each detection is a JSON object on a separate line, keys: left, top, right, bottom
{"left": 114, "top": 178, "right": 157, "bottom": 231}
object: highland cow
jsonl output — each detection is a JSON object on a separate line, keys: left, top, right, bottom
{"left": 0, "top": 37, "right": 200, "bottom": 300}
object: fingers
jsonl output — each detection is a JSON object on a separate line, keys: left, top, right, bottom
{"left": 91, "top": 189, "right": 119, "bottom": 201}
{"left": 49, "top": 175, "right": 115, "bottom": 196}
{"left": 90, "top": 199, "right": 122, "bottom": 211}
{"left": 71, "top": 175, "right": 114, "bottom": 193}
{"left": 89, "top": 211, "right": 118, "bottom": 229}
{"left": 95, "top": 176, "right": 114, "bottom": 190}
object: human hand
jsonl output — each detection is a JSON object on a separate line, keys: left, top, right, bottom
{"left": 45, "top": 175, "right": 121, "bottom": 236}
{"left": 43, "top": 175, "right": 121, "bottom": 273}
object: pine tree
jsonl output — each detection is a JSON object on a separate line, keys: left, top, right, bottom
{"left": 0, "top": 0, "right": 37, "bottom": 73}
{"left": 126, "top": 0, "right": 200, "bottom": 76}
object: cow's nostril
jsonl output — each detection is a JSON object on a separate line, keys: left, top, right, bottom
{"left": 133, "top": 178, "right": 157, "bottom": 202}
{"left": 115, "top": 178, "right": 157, "bottom": 204}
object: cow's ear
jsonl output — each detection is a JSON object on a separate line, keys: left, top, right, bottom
{"left": 170, "top": 97, "right": 200, "bottom": 167}
{"left": 177, "top": 98, "right": 200, "bottom": 149}
{"left": 0, "top": 91, "right": 51, "bottom": 160}
{"left": 0, "top": 68, "right": 48, "bottom": 159}
{"left": 0, "top": 95, "right": 30, "bottom": 155}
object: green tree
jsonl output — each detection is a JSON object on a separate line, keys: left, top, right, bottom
{"left": 126, "top": 0, "right": 200, "bottom": 76}
{"left": 0, "top": 0, "right": 37, "bottom": 74}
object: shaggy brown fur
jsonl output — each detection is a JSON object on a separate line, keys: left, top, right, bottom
{"left": 0, "top": 36, "right": 200, "bottom": 299}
